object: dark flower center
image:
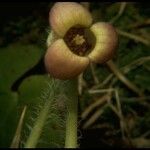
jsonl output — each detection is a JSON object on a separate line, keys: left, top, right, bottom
{"left": 64, "top": 26, "right": 96, "bottom": 56}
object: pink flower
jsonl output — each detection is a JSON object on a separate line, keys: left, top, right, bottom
{"left": 45, "top": 2, "right": 118, "bottom": 80}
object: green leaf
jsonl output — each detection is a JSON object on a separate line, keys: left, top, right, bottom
{"left": 0, "top": 43, "right": 43, "bottom": 91}
{"left": 18, "top": 75, "right": 50, "bottom": 105}
{"left": 0, "top": 91, "right": 18, "bottom": 123}
{"left": 0, "top": 91, "right": 18, "bottom": 147}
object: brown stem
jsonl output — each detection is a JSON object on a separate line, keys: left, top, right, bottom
{"left": 106, "top": 60, "right": 143, "bottom": 97}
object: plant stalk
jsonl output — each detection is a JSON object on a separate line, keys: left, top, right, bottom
{"left": 24, "top": 100, "right": 51, "bottom": 148}
{"left": 65, "top": 79, "right": 78, "bottom": 148}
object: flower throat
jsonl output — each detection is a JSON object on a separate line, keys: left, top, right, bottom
{"left": 64, "top": 26, "right": 96, "bottom": 56}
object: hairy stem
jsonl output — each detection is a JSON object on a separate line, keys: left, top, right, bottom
{"left": 24, "top": 100, "right": 51, "bottom": 148}
{"left": 65, "top": 79, "right": 78, "bottom": 148}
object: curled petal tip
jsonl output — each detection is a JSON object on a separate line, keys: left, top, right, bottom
{"left": 49, "top": 2, "right": 93, "bottom": 37}
{"left": 88, "top": 22, "right": 118, "bottom": 63}
{"left": 44, "top": 39, "right": 90, "bottom": 80}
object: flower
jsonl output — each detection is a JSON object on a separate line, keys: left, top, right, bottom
{"left": 45, "top": 2, "right": 118, "bottom": 80}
